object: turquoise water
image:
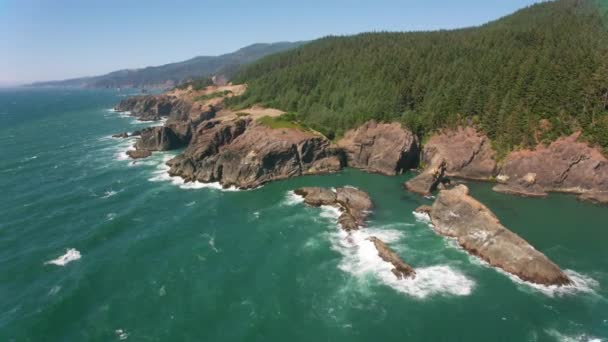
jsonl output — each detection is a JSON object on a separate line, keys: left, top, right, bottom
{"left": 1, "top": 88, "right": 607, "bottom": 342}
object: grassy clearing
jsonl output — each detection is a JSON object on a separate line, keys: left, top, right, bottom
{"left": 256, "top": 113, "right": 310, "bottom": 131}
{"left": 194, "top": 90, "right": 233, "bottom": 102}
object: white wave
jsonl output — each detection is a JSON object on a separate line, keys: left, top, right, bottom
{"left": 320, "top": 205, "right": 342, "bottom": 220}
{"left": 201, "top": 233, "right": 220, "bottom": 253}
{"left": 147, "top": 154, "right": 241, "bottom": 191}
{"left": 106, "top": 213, "right": 117, "bottom": 221}
{"left": 48, "top": 285, "right": 61, "bottom": 296}
{"left": 115, "top": 329, "right": 129, "bottom": 340}
{"left": 45, "top": 248, "right": 81, "bottom": 266}
{"left": 507, "top": 269, "right": 598, "bottom": 298}
{"left": 101, "top": 190, "right": 117, "bottom": 199}
{"left": 282, "top": 190, "right": 304, "bottom": 206}
{"left": 546, "top": 329, "right": 604, "bottom": 342}
{"left": 329, "top": 225, "right": 475, "bottom": 299}
{"left": 185, "top": 201, "right": 196, "bottom": 207}
{"left": 412, "top": 211, "right": 432, "bottom": 226}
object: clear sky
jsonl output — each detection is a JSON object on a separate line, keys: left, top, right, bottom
{"left": 0, "top": 0, "right": 542, "bottom": 85}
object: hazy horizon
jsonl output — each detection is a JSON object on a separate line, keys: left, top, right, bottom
{"left": 1, "top": 0, "right": 542, "bottom": 85}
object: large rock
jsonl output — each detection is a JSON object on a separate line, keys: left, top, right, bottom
{"left": 369, "top": 237, "right": 416, "bottom": 279}
{"left": 168, "top": 121, "right": 344, "bottom": 189}
{"left": 114, "top": 95, "right": 177, "bottom": 121}
{"left": 337, "top": 120, "right": 419, "bottom": 175}
{"left": 294, "top": 186, "right": 372, "bottom": 231}
{"left": 493, "top": 133, "right": 608, "bottom": 203}
{"left": 422, "top": 127, "right": 497, "bottom": 180}
{"left": 426, "top": 185, "right": 571, "bottom": 286}
{"left": 133, "top": 126, "right": 189, "bottom": 153}
{"left": 403, "top": 156, "right": 447, "bottom": 196}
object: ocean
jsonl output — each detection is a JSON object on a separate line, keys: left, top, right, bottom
{"left": 1, "top": 88, "right": 607, "bottom": 341}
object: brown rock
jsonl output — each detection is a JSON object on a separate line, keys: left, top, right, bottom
{"left": 337, "top": 120, "right": 419, "bottom": 175}
{"left": 112, "top": 132, "right": 129, "bottom": 138}
{"left": 578, "top": 191, "right": 608, "bottom": 205}
{"left": 295, "top": 186, "right": 373, "bottom": 231}
{"left": 427, "top": 185, "right": 571, "bottom": 286}
{"left": 168, "top": 121, "right": 344, "bottom": 189}
{"left": 422, "top": 127, "right": 497, "bottom": 180}
{"left": 126, "top": 149, "right": 152, "bottom": 159}
{"left": 368, "top": 237, "right": 416, "bottom": 280}
{"left": 494, "top": 133, "right": 608, "bottom": 199}
{"left": 404, "top": 156, "right": 446, "bottom": 195}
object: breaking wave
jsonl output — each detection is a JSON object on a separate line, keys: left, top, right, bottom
{"left": 44, "top": 248, "right": 81, "bottom": 266}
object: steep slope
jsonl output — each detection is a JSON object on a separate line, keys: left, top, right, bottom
{"left": 29, "top": 42, "right": 303, "bottom": 89}
{"left": 231, "top": 0, "right": 608, "bottom": 153}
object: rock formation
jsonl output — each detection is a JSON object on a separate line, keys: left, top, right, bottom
{"left": 404, "top": 127, "right": 496, "bottom": 196}
{"left": 404, "top": 156, "right": 447, "bottom": 196}
{"left": 114, "top": 95, "right": 177, "bottom": 121}
{"left": 294, "top": 186, "right": 372, "bottom": 231}
{"left": 295, "top": 186, "right": 415, "bottom": 280}
{"left": 493, "top": 133, "right": 608, "bottom": 204}
{"left": 422, "top": 127, "right": 497, "bottom": 180}
{"left": 168, "top": 120, "right": 344, "bottom": 189}
{"left": 337, "top": 120, "right": 419, "bottom": 175}
{"left": 423, "top": 185, "right": 571, "bottom": 286}
{"left": 368, "top": 237, "right": 416, "bottom": 279}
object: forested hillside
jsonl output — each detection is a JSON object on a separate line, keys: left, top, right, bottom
{"left": 231, "top": 0, "right": 608, "bottom": 154}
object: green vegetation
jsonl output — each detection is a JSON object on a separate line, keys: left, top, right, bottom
{"left": 232, "top": 0, "right": 608, "bottom": 154}
{"left": 176, "top": 77, "right": 213, "bottom": 91}
{"left": 194, "top": 90, "right": 233, "bottom": 102}
{"left": 256, "top": 112, "right": 310, "bottom": 131}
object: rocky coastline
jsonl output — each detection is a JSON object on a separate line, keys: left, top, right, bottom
{"left": 112, "top": 86, "right": 608, "bottom": 204}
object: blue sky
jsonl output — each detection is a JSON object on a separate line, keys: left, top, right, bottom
{"left": 0, "top": 0, "right": 541, "bottom": 85}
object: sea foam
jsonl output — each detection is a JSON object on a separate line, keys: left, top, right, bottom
{"left": 45, "top": 248, "right": 81, "bottom": 266}
{"left": 309, "top": 205, "right": 476, "bottom": 299}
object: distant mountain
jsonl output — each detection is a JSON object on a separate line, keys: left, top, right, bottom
{"left": 28, "top": 42, "right": 304, "bottom": 89}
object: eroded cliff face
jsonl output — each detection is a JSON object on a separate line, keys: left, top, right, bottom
{"left": 422, "top": 127, "right": 497, "bottom": 180}
{"left": 404, "top": 127, "right": 496, "bottom": 196}
{"left": 424, "top": 185, "right": 571, "bottom": 286}
{"left": 337, "top": 120, "right": 419, "bottom": 176}
{"left": 167, "top": 121, "right": 344, "bottom": 189}
{"left": 493, "top": 133, "right": 608, "bottom": 203}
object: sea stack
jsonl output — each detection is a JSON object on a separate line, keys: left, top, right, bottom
{"left": 422, "top": 185, "right": 571, "bottom": 286}
{"left": 295, "top": 186, "right": 415, "bottom": 280}
{"left": 294, "top": 186, "right": 372, "bottom": 231}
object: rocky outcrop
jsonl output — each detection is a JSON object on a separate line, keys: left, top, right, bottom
{"left": 404, "top": 156, "right": 447, "bottom": 196}
{"left": 404, "top": 127, "right": 496, "bottom": 196}
{"left": 114, "top": 95, "right": 177, "bottom": 121}
{"left": 493, "top": 133, "right": 608, "bottom": 204}
{"left": 133, "top": 126, "right": 189, "bottom": 152}
{"left": 295, "top": 187, "right": 414, "bottom": 280}
{"left": 337, "top": 120, "right": 419, "bottom": 175}
{"left": 294, "top": 186, "right": 372, "bottom": 231}
{"left": 126, "top": 149, "right": 152, "bottom": 159}
{"left": 168, "top": 121, "right": 344, "bottom": 189}
{"left": 368, "top": 237, "right": 416, "bottom": 279}
{"left": 424, "top": 185, "right": 571, "bottom": 286}
{"left": 422, "top": 127, "right": 497, "bottom": 180}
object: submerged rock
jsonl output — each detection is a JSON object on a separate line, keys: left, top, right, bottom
{"left": 112, "top": 132, "right": 129, "bottom": 138}
{"left": 368, "top": 237, "right": 416, "bottom": 279}
{"left": 426, "top": 184, "right": 571, "bottom": 286}
{"left": 294, "top": 186, "right": 372, "bottom": 231}
{"left": 337, "top": 120, "right": 419, "bottom": 175}
{"left": 168, "top": 121, "right": 344, "bottom": 189}
{"left": 493, "top": 133, "right": 608, "bottom": 203}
